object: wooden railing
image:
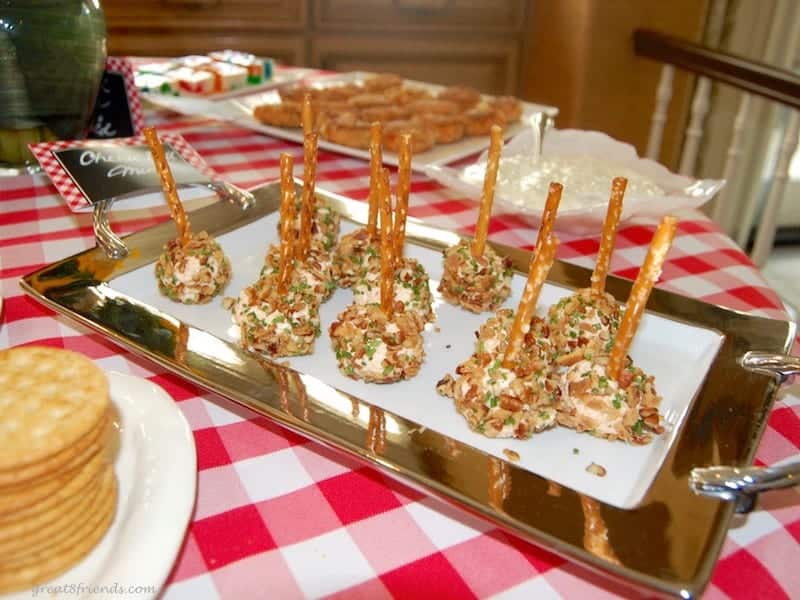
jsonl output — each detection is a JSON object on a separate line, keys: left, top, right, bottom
{"left": 634, "top": 29, "right": 800, "bottom": 110}
{"left": 633, "top": 28, "right": 800, "bottom": 267}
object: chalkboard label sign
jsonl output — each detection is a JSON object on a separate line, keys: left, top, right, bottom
{"left": 52, "top": 142, "right": 208, "bottom": 205}
{"left": 88, "top": 57, "right": 144, "bottom": 139}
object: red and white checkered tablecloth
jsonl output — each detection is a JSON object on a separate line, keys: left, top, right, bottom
{"left": 1, "top": 107, "right": 799, "bottom": 600}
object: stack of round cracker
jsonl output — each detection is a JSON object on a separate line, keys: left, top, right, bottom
{"left": 0, "top": 346, "right": 118, "bottom": 593}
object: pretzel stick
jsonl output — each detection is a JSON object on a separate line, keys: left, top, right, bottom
{"left": 590, "top": 177, "right": 627, "bottom": 294}
{"left": 378, "top": 168, "right": 394, "bottom": 318}
{"left": 302, "top": 92, "right": 314, "bottom": 136}
{"left": 144, "top": 127, "right": 191, "bottom": 246}
{"left": 366, "top": 122, "right": 383, "bottom": 237}
{"left": 535, "top": 182, "right": 562, "bottom": 251}
{"left": 394, "top": 133, "right": 412, "bottom": 265}
{"left": 607, "top": 216, "right": 678, "bottom": 381}
{"left": 297, "top": 132, "right": 318, "bottom": 261}
{"left": 502, "top": 234, "right": 559, "bottom": 368}
{"left": 471, "top": 124, "right": 503, "bottom": 258}
{"left": 277, "top": 153, "right": 296, "bottom": 295}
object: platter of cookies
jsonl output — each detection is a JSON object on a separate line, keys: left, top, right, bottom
{"left": 19, "top": 126, "right": 794, "bottom": 596}
{"left": 0, "top": 347, "right": 196, "bottom": 597}
{"left": 228, "top": 71, "right": 558, "bottom": 169}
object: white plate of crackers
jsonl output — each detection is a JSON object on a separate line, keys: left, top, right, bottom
{"left": 1, "top": 348, "right": 196, "bottom": 599}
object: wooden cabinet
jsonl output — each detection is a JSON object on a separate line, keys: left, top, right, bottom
{"left": 104, "top": 0, "right": 306, "bottom": 31}
{"left": 108, "top": 32, "right": 305, "bottom": 66}
{"left": 311, "top": 35, "right": 520, "bottom": 95}
{"left": 104, "top": 0, "right": 529, "bottom": 95}
{"left": 104, "top": 0, "right": 306, "bottom": 63}
{"left": 313, "top": 0, "right": 526, "bottom": 33}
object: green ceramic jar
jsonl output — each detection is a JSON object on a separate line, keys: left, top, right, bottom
{"left": 0, "top": 0, "right": 106, "bottom": 168}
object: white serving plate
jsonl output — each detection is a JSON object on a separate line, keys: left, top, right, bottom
{"left": 111, "top": 213, "right": 722, "bottom": 509}
{"left": 223, "top": 71, "right": 559, "bottom": 170}
{"left": 425, "top": 128, "right": 726, "bottom": 234}
{"left": 141, "top": 66, "right": 313, "bottom": 105}
{"left": 5, "top": 372, "right": 197, "bottom": 600}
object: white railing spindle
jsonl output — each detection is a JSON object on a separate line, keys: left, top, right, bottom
{"left": 679, "top": 76, "right": 713, "bottom": 175}
{"left": 712, "top": 93, "right": 753, "bottom": 232}
{"left": 646, "top": 65, "right": 675, "bottom": 161}
{"left": 749, "top": 110, "right": 800, "bottom": 267}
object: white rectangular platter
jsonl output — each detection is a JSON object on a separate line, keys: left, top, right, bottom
{"left": 111, "top": 209, "right": 723, "bottom": 509}
{"left": 223, "top": 71, "right": 559, "bottom": 170}
{"left": 141, "top": 66, "right": 313, "bottom": 104}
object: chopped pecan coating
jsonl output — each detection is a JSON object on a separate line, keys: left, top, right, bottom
{"left": 227, "top": 273, "right": 321, "bottom": 357}
{"left": 332, "top": 227, "right": 379, "bottom": 288}
{"left": 438, "top": 240, "right": 512, "bottom": 313}
{"left": 547, "top": 288, "right": 622, "bottom": 363}
{"left": 353, "top": 257, "right": 434, "bottom": 322}
{"left": 155, "top": 230, "right": 231, "bottom": 304}
{"left": 262, "top": 240, "right": 336, "bottom": 301}
{"left": 330, "top": 304, "right": 424, "bottom": 383}
{"left": 558, "top": 355, "right": 664, "bottom": 444}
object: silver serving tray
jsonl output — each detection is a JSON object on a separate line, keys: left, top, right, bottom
{"left": 21, "top": 183, "right": 795, "bottom": 598}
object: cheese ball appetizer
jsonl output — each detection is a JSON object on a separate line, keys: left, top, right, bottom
{"left": 439, "top": 240, "right": 513, "bottom": 313}
{"left": 226, "top": 273, "right": 320, "bottom": 357}
{"left": 330, "top": 163, "right": 426, "bottom": 383}
{"left": 547, "top": 289, "right": 622, "bottom": 363}
{"left": 350, "top": 130, "right": 434, "bottom": 321}
{"left": 438, "top": 235, "right": 561, "bottom": 440}
{"left": 332, "top": 122, "right": 383, "bottom": 287}
{"left": 558, "top": 216, "right": 679, "bottom": 444}
{"left": 329, "top": 303, "right": 425, "bottom": 383}
{"left": 155, "top": 231, "right": 231, "bottom": 304}
{"left": 227, "top": 151, "right": 323, "bottom": 357}
{"left": 143, "top": 127, "right": 232, "bottom": 305}
{"left": 278, "top": 193, "right": 340, "bottom": 252}
{"left": 549, "top": 177, "right": 627, "bottom": 363}
{"left": 275, "top": 103, "right": 340, "bottom": 254}
{"left": 332, "top": 227, "right": 379, "bottom": 287}
{"left": 476, "top": 308, "right": 556, "bottom": 367}
{"left": 558, "top": 356, "right": 663, "bottom": 444}
{"left": 262, "top": 239, "right": 336, "bottom": 302}
{"left": 438, "top": 126, "right": 516, "bottom": 313}
{"left": 436, "top": 349, "right": 558, "bottom": 439}
{"left": 352, "top": 257, "right": 434, "bottom": 322}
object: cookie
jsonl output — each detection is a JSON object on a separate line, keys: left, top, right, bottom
{"left": 0, "top": 346, "right": 109, "bottom": 471}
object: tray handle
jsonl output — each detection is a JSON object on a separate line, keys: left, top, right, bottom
{"left": 92, "top": 181, "right": 255, "bottom": 259}
{"left": 689, "top": 351, "right": 799, "bottom": 512}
